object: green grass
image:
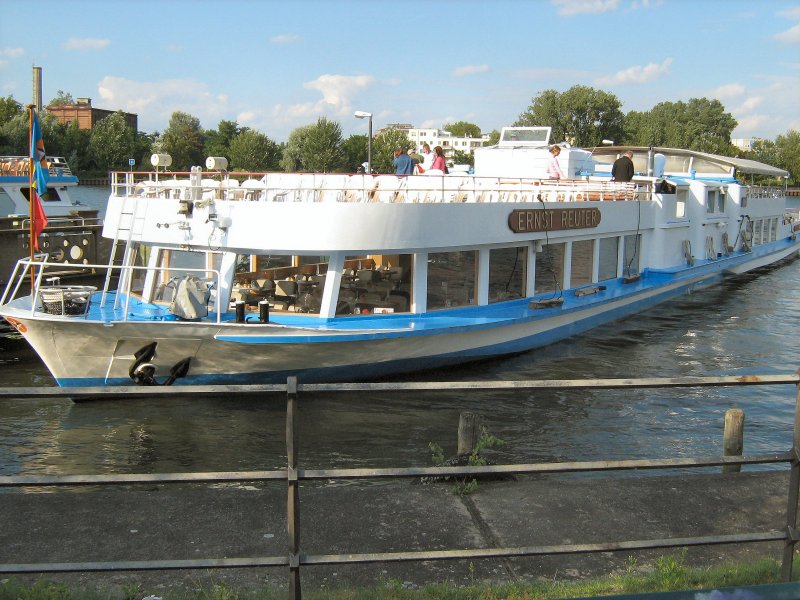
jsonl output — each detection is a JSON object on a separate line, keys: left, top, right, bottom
{"left": 0, "top": 554, "right": 792, "bottom": 600}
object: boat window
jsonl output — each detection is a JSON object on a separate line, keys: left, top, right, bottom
{"left": 534, "top": 243, "right": 565, "bottom": 295}
{"left": 691, "top": 157, "right": 731, "bottom": 175}
{"left": 427, "top": 251, "right": 476, "bottom": 310}
{"left": 623, "top": 234, "right": 640, "bottom": 276}
{"left": 570, "top": 240, "right": 594, "bottom": 288}
{"left": 771, "top": 218, "right": 779, "bottom": 242}
{"left": 598, "top": 237, "right": 618, "bottom": 281}
{"left": 489, "top": 246, "right": 527, "bottom": 303}
{"left": 663, "top": 155, "right": 692, "bottom": 174}
{"left": 706, "top": 190, "right": 718, "bottom": 214}
{"left": 22, "top": 186, "right": 61, "bottom": 202}
{"left": 676, "top": 190, "right": 687, "bottom": 218}
{"left": 717, "top": 191, "right": 725, "bottom": 213}
{"left": 753, "top": 220, "right": 763, "bottom": 245}
{"left": 254, "top": 255, "right": 293, "bottom": 271}
{"left": 344, "top": 253, "right": 412, "bottom": 315}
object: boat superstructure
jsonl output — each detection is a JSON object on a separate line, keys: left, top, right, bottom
{"left": 1, "top": 127, "right": 797, "bottom": 386}
{"left": 0, "top": 155, "right": 104, "bottom": 285}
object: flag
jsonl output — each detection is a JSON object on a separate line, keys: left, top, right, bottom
{"left": 29, "top": 111, "right": 49, "bottom": 250}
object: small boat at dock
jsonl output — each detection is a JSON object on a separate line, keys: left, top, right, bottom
{"left": 0, "top": 155, "right": 104, "bottom": 286}
{"left": 1, "top": 127, "right": 798, "bottom": 387}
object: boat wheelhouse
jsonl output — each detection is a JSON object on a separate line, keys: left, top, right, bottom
{"left": 1, "top": 128, "right": 798, "bottom": 387}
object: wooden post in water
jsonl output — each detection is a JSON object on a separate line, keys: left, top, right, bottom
{"left": 722, "top": 409, "right": 745, "bottom": 474}
{"left": 286, "top": 376, "right": 301, "bottom": 599}
{"left": 458, "top": 412, "right": 481, "bottom": 456}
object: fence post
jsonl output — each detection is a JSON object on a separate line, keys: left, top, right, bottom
{"left": 286, "top": 376, "right": 302, "bottom": 599}
{"left": 458, "top": 412, "right": 481, "bottom": 456}
{"left": 722, "top": 409, "right": 744, "bottom": 474}
{"left": 781, "top": 379, "right": 800, "bottom": 581}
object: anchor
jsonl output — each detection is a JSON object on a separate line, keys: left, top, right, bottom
{"left": 129, "top": 342, "right": 192, "bottom": 386}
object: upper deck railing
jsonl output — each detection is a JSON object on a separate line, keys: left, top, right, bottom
{"left": 0, "top": 156, "right": 74, "bottom": 179}
{"left": 110, "top": 171, "right": 650, "bottom": 204}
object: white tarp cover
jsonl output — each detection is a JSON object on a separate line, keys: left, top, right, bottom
{"left": 170, "top": 276, "right": 209, "bottom": 320}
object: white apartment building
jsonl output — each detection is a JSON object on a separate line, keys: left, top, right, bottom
{"left": 732, "top": 137, "right": 762, "bottom": 151}
{"left": 378, "top": 123, "right": 490, "bottom": 157}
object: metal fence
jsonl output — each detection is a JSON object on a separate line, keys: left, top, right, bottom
{"left": 1, "top": 373, "right": 799, "bottom": 599}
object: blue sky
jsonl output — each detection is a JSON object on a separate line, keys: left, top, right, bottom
{"left": 2, "top": 0, "right": 799, "bottom": 143}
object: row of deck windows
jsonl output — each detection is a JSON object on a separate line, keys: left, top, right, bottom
{"left": 218, "top": 234, "right": 641, "bottom": 316}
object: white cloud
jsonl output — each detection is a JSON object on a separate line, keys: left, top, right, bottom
{"left": 271, "top": 34, "right": 302, "bottom": 44}
{"left": 0, "top": 48, "right": 24, "bottom": 59}
{"left": 551, "top": 0, "right": 619, "bottom": 16}
{"left": 735, "top": 96, "right": 764, "bottom": 113}
{"left": 595, "top": 58, "right": 672, "bottom": 85}
{"left": 775, "top": 23, "right": 800, "bottom": 44}
{"left": 713, "top": 83, "right": 745, "bottom": 99}
{"left": 237, "top": 111, "right": 256, "bottom": 125}
{"left": 62, "top": 37, "right": 111, "bottom": 51}
{"left": 97, "top": 76, "right": 229, "bottom": 130}
{"left": 272, "top": 73, "right": 375, "bottom": 124}
{"left": 452, "top": 64, "right": 490, "bottom": 77}
{"left": 780, "top": 6, "right": 800, "bottom": 20}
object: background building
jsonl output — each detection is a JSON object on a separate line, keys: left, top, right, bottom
{"left": 377, "top": 123, "right": 490, "bottom": 158}
{"left": 48, "top": 98, "right": 138, "bottom": 131}
{"left": 732, "top": 137, "right": 761, "bottom": 152}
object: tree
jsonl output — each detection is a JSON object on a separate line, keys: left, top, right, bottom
{"left": 205, "top": 120, "right": 242, "bottom": 159}
{"left": 451, "top": 150, "right": 474, "bottom": 167}
{"left": 624, "top": 98, "right": 738, "bottom": 155}
{"left": 0, "top": 112, "right": 27, "bottom": 155}
{"left": 775, "top": 130, "right": 800, "bottom": 186}
{"left": 228, "top": 129, "right": 281, "bottom": 172}
{"left": 161, "top": 111, "right": 204, "bottom": 170}
{"left": 516, "top": 85, "right": 625, "bottom": 147}
{"left": 372, "top": 127, "right": 412, "bottom": 173}
{"left": 341, "top": 134, "right": 368, "bottom": 172}
{"left": 89, "top": 112, "right": 136, "bottom": 170}
{"left": 133, "top": 131, "right": 157, "bottom": 172}
{"left": 47, "top": 90, "right": 75, "bottom": 108}
{"left": 300, "top": 117, "right": 345, "bottom": 172}
{"left": 280, "top": 125, "right": 313, "bottom": 172}
{"left": 485, "top": 129, "right": 501, "bottom": 146}
{"left": 62, "top": 120, "right": 93, "bottom": 173}
{"left": 443, "top": 121, "right": 481, "bottom": 138}
{"left": 0, "top": 95, "right": 23, "bottom": 126}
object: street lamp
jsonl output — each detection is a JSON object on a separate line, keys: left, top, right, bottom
{"left": 354, "top": 110, "right": 372, "bottom": 174}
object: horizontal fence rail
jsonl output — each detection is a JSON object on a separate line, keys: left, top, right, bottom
{"left": 1, "top": 372, "right": 799, "bottom": 600}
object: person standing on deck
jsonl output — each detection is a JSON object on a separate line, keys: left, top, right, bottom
{"left": 393, "top": 148, "right": 413, "bottom": 175}
{"left": 547, "top": 145, "right": 566, "bottom": 179}
{"left": 612, "top": 150, "right": 635, "bottom": 182}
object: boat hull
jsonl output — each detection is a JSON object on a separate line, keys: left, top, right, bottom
{"left": 7, "top": 243, "right": 797, "bottom": 387}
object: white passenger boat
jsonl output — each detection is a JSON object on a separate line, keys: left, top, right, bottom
{"left": 0, "top": 155, "right": 104, "bottom": 285}
{"left": 1, "top": 127, "right": 797, "bottom": 387}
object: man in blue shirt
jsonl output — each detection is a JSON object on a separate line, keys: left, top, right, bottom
{"left": 392, "top": 148, "right": 413, "bottom": 175}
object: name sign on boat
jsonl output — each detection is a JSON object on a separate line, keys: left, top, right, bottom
{"left": 508, "top": 207, "right": 602, "bottom": 233}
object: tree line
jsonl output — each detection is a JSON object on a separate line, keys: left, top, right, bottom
{"left": 0, "top": 85, "right": 796, "bottom": 184}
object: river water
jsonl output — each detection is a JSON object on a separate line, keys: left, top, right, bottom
{"left": 0, "top": 186, "right": 798, "bottom": 479}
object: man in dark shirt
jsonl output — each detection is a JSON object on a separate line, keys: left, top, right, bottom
{"left": 392, "top": 148, "right": 413, "bottom": 175}
{"left": 611, "top": 150, "right": 635, "bottom": 182}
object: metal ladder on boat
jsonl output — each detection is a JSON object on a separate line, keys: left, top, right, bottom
{"left": 101, "top": 193, "right": 147, "bottom": 309}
